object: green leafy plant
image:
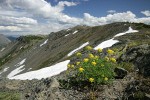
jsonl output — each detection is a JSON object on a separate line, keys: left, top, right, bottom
{"left": 67, "top": 47, "right": 118, "bottom": 86}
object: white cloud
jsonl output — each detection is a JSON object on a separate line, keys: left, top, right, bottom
{"left": 83, "top": 11, "right": 136, "bottom": 26}
{"left": 3, "top": 0, "right": 77, "bottom": 19}
{"left": 0, "top": 16, "right": 37, "bottom": 25}
{"left": 0, "top": 26, "right": 22, "bottom": 31}
{"left": 134, "top": 17, "right": 150, "bottom": 25}
{"left": 0, "top": 0, "right": 80, "bottom": 35}
{"left": 83, "top": 0, "right": 89, "bottom": 1}
{"left": 83, "top": 11, "right": 150, "bottom": 26}
{"left": 58, "top": 1, "right": 77, "bottom": 7}
{"left": 141, "top": 10, "right": 150, "bottom": 16}
{"left": 107, "top": 10, "right": 116, "bottom": 14}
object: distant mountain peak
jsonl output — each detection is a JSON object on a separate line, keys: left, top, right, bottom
{"left": 0, "top": 34, "right": 11, "bottom": 48}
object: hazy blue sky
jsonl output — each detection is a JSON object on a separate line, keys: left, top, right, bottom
{"left": 0, "top": 0, "right": 149, "bottom": 35}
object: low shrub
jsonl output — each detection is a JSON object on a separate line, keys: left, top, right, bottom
{"left": 67, "top": 47, "right": 119, "bottom": 88}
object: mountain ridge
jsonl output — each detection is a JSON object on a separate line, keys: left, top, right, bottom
{"left": 0, "top": 22, "right": 150, "bottom": 100}
{"left": 0, "top": 34, "right": 11, "bottom": 48}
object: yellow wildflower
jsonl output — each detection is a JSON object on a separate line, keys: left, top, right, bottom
{"left": 89, "top": 53, "right": 94, "bottom": 59}
{"left": 110, "top": 58, "right": 116, "bottom": 63}
{"left": 84, "top": 58, "right": 89, "bottom": 62}
{"left": 104, "top": 77, "right": 108, "bottom": 81}
{"left": 67, "top": 64, "right": 71, "bottom": 68}
{"left": 89, "top": 78, "right": 94, "bottom": 83}
{"left": 97, "top": 48, "right": 102, "bottom": 53}
{"left": 94, "top": 55, "right": 99, "bottom": 59}
{"left": 76, "top": 52, "right": 82, "bottom": 56}
{"left": 79, "top": 67, "right": 84, "bottom": 72}
{"left": 85, "top": 46, "right": 93, "bottom": 50}
{"left": 76, "top": 62, "right": 80, "bottom": 65}
{"left": 71, "top": 64, "right": 74, "bottom": 68}
{"left": 105, "top": 56, "right": 109, "bottom": 61}
{"left": 107, "top": 49, "right": 114, "bottom": 54}
{"left": 91, "top": 61, "right": 97, "bottom": 66}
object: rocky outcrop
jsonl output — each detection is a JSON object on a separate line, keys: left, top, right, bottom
{"left": 123, "top": 79, "right": 150, "bottom": 100}
{"left": 120, "top": 44, "right": 150, "bottom": 77}
{"left": 0, "top": 74, "right": 135, "bottom": 100}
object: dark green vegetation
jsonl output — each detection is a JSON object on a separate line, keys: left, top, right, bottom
{"left": 17, "top": 35, "right": 44, "bottom": 43}
{"left": 0, "top": 92, "right": 20, "bottom": 100}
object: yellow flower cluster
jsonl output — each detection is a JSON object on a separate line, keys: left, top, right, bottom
{"left": 76, "top": 62, "right": 80, "bottom": 65}
{"left": 84, "top": 58, "right": 89, "bottom": 62}
{"left": 107, "top": 49, "right": 114, "bottom": 54}
{"left": 76, "top": 52, "right": 82, "bottom": 56}
{"left": 94, "top": 55, "right": 99, "bottom": 60}
{"left": 104, "top": 77, "right": 108, "bottom": 81}
{"left": 89, "top": 53, "right": 94, "bottom": 58}
{"left": 89, "top": 78, "right": 94, "bottom": 83}
{"left": 79, "top": 67, "right": 84, "bottom": 72}
{"left": 67, "top": 45, "right": 116, "bottom": 85}
{"left": 67, "top": 64, "right": 74, "bottom": 68}
{"left": 110, "top": 58, "right": 116, "bottom": 63}
{"left": 85, "top": 46, "right": 92, "bottom": 50}
{"left": 91, "top": 61, "right": 96, "bottom": 66}
{"left": 97, "top": 48, "right": 102, "bottom": 53}
{"left": 105, "top": 56, "right": 109, "bottom": 61}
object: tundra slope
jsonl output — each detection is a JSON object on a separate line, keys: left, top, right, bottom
{"left": 0, "top": 22, "right": 149, "bottom": 79}
{"left": 0, "top": 22, "right": 129, "bottom": 78}
{"left": 0, "top": 22, "right": 150, "bottom": 100}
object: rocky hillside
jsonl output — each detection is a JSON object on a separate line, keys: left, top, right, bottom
{"left": 0, "top": 34, "right": 11, "bottom": 48}
{"left": 0, "top": 22, "right": 150, "bottom": 100}
{"left": 0, "top": 22, "right": 130, "bottom": 78}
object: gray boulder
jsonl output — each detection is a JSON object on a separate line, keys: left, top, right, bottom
{"left": 120, "top": 44, "right": 150, "bottom": 77}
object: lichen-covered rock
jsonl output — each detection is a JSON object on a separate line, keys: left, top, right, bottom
{"left": 119, "top": 44, "right": 150, "bottom": 77}
{"left": 123, "top": 79, "right": 150, "bottom": 100}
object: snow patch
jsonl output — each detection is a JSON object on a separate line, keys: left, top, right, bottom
{"left": 9, "top": 60, "right": 70, "bottom": 80}
{"left": 28, "top": 68, "right": 32, "bottom": 71}
{"left": 16, "top": 58, "right": 26, "bottom": 66}
{"left": 7, "top": 58, "right": 26, "bottom": 78}
{"left": 65, "top": 34, "right": 70, "bottom": 37}
{"left": 68, "top": 42, "right": 89, "bottom": 56}
{"left": 94, "top": 27, "right": 138, "bottom": 50}
{"left": 114, "top": 27, "right": 138, "bottom": 37}
{"left": 0, "top": 67, "right": 9, "bottom": 75}
{"left": 20, "top": 46, "right": 23, "bottom": 49}
{"left": 7, "top": 65, "right": 25, "bottom": 78}
{"left": 40, "top": 39, "right": 48, "bottom": 47}
{"left": 94, "top": 39, "right": 119, "bottom": 50}
{"left": 72, "top": 30, "right": 78, "bottom": 34}
{"left": 66, "top": 29, "right": 70, "bottom": 31}
{"left": 1, "top": 48, "right": 5, "bottom": 52}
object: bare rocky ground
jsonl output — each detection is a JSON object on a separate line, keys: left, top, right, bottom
{"left": 0, "top": 72, "right": 135, "bottom": 100}
{"left": 0, "top": 71, "right": 149, "bottom": 100}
